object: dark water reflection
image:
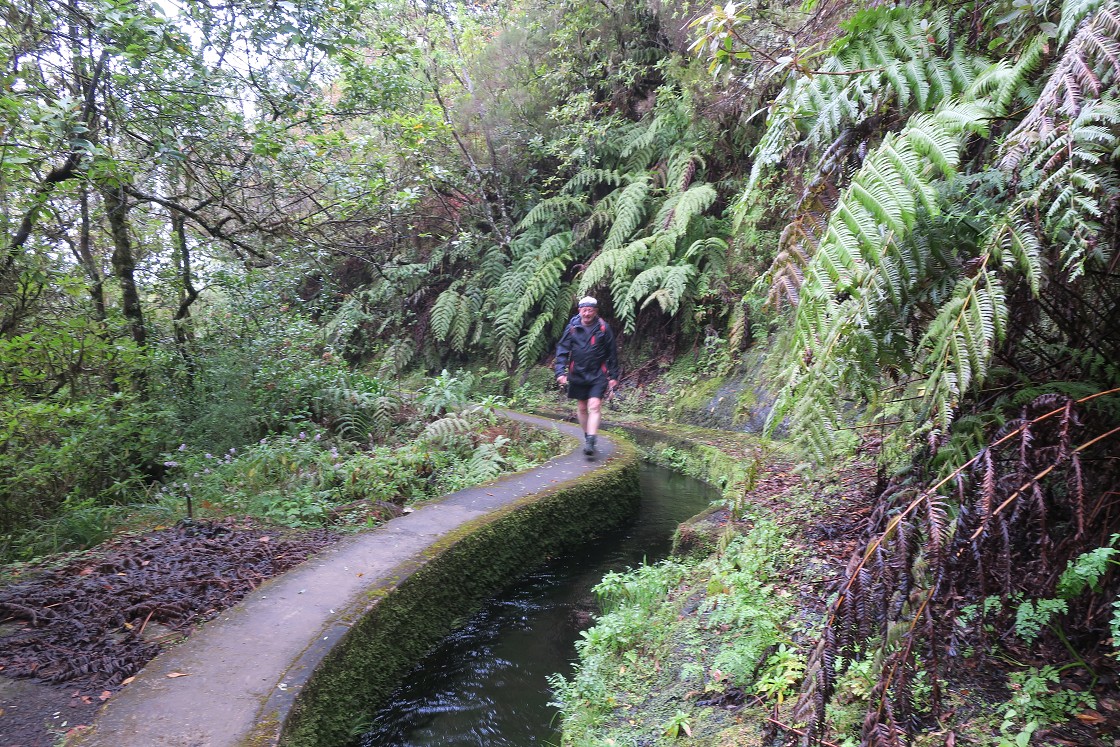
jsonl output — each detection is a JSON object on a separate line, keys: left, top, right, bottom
{"left": 356, "top": 463, "right": 718, "bottom": 747}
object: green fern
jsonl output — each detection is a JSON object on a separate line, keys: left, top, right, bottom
{"left": 377, "top": 338, "right": 416, "bottom": 380}
{"left": 601, "top": 177, "right": 651, "bottom": 254}
{"left": 767, "top": 100, "right": 993, "bottom": 458}
{"left": 916, "top": 265, "right": 1008, "bottom": 433}
{"left": 746, "top": 6, "right": 988, "bottom": 191}
{"left": 516, "top": 195, "right": 591, "bottom": 231}
{"left": 562, "top": 168, "right": 626, "bottom": 194}
{"left": 423, "top": 414, "right": 474, "bottom": 443}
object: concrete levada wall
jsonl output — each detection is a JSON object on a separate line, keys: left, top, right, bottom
{"left": 260, "top": 441, "right": 641, "bottom": 747}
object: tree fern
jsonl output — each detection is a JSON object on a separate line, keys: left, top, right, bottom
{"left": 430, "top": 285, "right": 462, "bottom": 343}
{"left": 654, "top": 183, "right": 717, "bottom": 235}
{"left": 767, "top": 99, "right": 993, "bottom": 458}
{"left": 1024, "top": 99, "right": 1120, "bottom": 278}
{"left": 491, "top": 231, "right": 574, "bottom": 369}
{"left": 600, "top": 176, "right": 650, "bottom": 254}
{"left": 746, "top": 6, "right": 988, "bottom": 191}
{"left": 665, "top": 151, "right": 701, "bottom": 192}
{"left": 561, "top": 168, "right": 626, "bottom": 195}
{"left": 1001, "top": 1, "right": 1120, "bottom": 170}
{"left": 515, "top": 195, "right": 591, "bottom": 231}
{"left": 619, "top": 114, "right": 663, "bottom": 171}
{"left": 624, "top": 263, "right": 696, "bottom": 319}
{"left": 916, "top": 265, "right": 1008, "bottom": 433}
{"left": 377, "top": 337, "right": 416, "bottom": 380}
{"left": 500, "top": 92, "right": 727, "bottom": 348}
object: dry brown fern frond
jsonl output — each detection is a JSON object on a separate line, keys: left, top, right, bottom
{"left": 788, "top": 390, "right": 1120, "bottom": 745}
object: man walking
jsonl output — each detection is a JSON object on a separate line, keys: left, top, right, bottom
{"left": 555, "top": 296, "right": 619, "bottom": 455}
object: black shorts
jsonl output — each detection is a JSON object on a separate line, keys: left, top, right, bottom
{"left": 567, "top": 379, "right": 608, "bottom": 400}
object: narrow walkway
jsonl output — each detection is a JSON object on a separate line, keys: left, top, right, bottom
{"left": 74, "top": 412, "right": 615, "bottom": 747}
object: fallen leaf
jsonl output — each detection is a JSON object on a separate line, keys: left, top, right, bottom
{"left": 1075, "top": 710, "right": 1105, "bottom": 724}
{"left": 98, "top": 691, "right": 111, "bottom": 701}
{"left": 121, "top": 676, "right": 135, "bottom": 686}
{"left": 166, "top": 672, "right": 189, "bottom": 678}
{"left": 259, "top": 536, "right": 270, "bottom": 543}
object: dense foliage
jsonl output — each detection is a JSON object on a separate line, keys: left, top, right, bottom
{"left": 3, "top": 0, "right": 1119, "bottom": 743}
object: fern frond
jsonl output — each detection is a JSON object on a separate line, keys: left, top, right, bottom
{"left": 915, "top": 267, "right": 1008, "bottom": 430}
{"left": 423, "top": 414, "right": 473, "bottom": 442}
{"left": 377, "top": 338, "right": 416, "bottom": 380}
{"left": 516, "top": 195, "right": 591, "bottom": 232}
{"left": 601, "top": 177, "right": 651, "bottom": 254}
{"left": 579, "top": 235, "right": 656, "bottom": 296}
{"left": 665, "top": 151, "right": 703, "bottom": 192}
{"left": 769, "top": 99, "right": 993, "bottom": 455}
{"left": 654, "top": 183, "right": 718, "bottom": 237}
{"left": 430, "top": 286, "right": 462, "bottom": 342}
{"left": 477, "top": 243, "right": 509, "bottom": 286}
{"left": 562, "top": 168, "right": 626, "bottom": 195}
{"left": 1002, "top": 2, "right": 1120, "bottom": 169}
{"left": 620, "top": 114, "right": 664, "bottom": 171}
{"left": 516, "top": 279, "right": 572, "bottom": 367}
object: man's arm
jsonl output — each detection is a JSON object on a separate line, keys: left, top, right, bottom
{"left": 605, "top": 325, "right": 620, "bottom": 383}
{"left": 554, "top": 327, "right": 572, "bottom": 381}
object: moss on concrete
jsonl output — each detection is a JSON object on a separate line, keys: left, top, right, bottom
{"left": 276, "top": 442, "right": 641, "bottom": 747}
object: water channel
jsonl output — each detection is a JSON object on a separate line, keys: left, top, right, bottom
{"left": 355, "top": 463, "right": 718, "bottom": 747}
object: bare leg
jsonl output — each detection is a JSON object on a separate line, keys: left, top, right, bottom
{"left": 585, "top": 397, "right": 602, "bottom": 435}
{"left": 576, "top": 399, "right": 589, "bottom": 434}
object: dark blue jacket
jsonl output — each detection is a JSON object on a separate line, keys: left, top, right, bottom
{"left": 554, "top": 315, "right": 619, "bottom": 386}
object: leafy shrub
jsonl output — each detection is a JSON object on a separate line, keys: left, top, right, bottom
{"left": 0, "top": 394, "right": 177, "bottom": 558}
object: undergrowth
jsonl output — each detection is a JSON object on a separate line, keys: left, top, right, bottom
{"left": 3, "top": 370, "right": 567, "bottom": 561}
{"left": 550, "top": 518, "right": 802, "bottom": 746}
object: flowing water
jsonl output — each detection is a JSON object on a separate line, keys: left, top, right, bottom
{"left": 356, "top": 463, "right": 718, "bottom": 747}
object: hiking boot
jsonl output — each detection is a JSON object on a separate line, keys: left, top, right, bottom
{"left": 584, "top": 434, "right": 597, "bottom": 455}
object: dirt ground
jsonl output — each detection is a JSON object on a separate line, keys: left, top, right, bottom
{"left": 0, "top": 518, "right": 339, "bottom": 747}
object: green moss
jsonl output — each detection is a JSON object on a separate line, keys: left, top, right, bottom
{"left": 668, "top": 376, "right": 724, "bottom": 420}
{"left": 241, "top": 712, "right": 281, "bottom": 747}
{"left": 277, "top": 442, "right": 641, "bottom": 747}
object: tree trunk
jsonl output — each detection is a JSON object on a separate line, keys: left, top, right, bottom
{"left": 102, "top": 185, "right": 146, "bottom": 347}
{"left": 172, "top": 210, "right": 199, "bottom": 386}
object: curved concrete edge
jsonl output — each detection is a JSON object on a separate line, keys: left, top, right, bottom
{"left": 70, "top": 411, "right": 639, "bottom": 747}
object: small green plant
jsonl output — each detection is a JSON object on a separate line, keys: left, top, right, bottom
{"left": 661, "top": 709, "right": 692, "bottom": 739}
{"left": 593, "top": 560, "right": 686, "bottom": 615}
{"left": 997, "top": 665, "right": 1096, "bottom": 746}
{"left": 1010, "top": 533, "right": 1120, "bottom": 664}
{"left": 418, "top": 369, "right": 475, "bottom": 417}
{"left": 754, "top": 643, "right": 806, "bottom": 704}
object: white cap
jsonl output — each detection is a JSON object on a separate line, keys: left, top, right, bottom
{"left": 578, "top": 296, "right": 598, "bottom": 308}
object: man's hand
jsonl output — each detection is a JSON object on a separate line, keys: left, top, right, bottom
{"left": 557, "top": 375, "right": 568, "bottom": 387}
{"left": 608, "top": 379, "right": 617, "bottom": 392}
